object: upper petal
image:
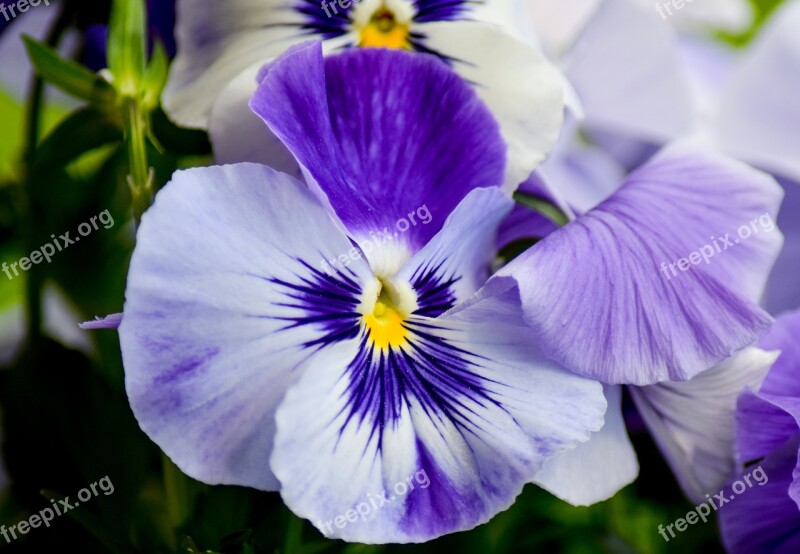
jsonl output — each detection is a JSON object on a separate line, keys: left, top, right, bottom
{"left": 250, "top": 43, "right": 506, "bottom": 254}
{"left": 495, "top": 144, "right": 782, "bottom": 385}
{"left": 120, "top": 163, "right": 374, "bottom": 490}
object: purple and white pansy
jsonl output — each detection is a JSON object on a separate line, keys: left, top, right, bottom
{"left": 121, "top": 43, "right": 606, "bottom": 543}
{"left": 163, "top": 0, "right": 565, "bottom": 191}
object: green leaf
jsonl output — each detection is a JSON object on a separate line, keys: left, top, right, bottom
{"left": 512, "top": 190, "right": 570, "bottom": 227}
{"left": 35, "top": 107, "right": 123, "bottom": 169}
{"left": 107, "top": 0, "right": 147, "bottom": 97}
{"left": 142, "top": 41, "right": 170, "bottom": 111}
{"left": 22, "top": 36, "right": 115, "bottom": 106}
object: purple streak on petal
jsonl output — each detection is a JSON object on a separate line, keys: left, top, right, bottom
{"left": 340, "top": 317, "right": 499, "bottom": 450}
{"left": 79, "top": 312, "right": 123, "bottom": 330}
{"left": 250, "top": 43, "right": 505, "bottom": 250}
{"left": 720, "top": 438, "right": 800, "bottom": 554}
{"left": 412, "top": 0, "right": 473, "bottom": 23}
{"left": 266, "top": 258, "right": 363, "bottom": 350}
{"left": 292, "top": 0, "right": 352, "bottom": 40}
{"left": 409, "top": 258, "right": 460, "bottom": 318}
{"left": 400, "top": 439, "right": 483, "bottom": 536}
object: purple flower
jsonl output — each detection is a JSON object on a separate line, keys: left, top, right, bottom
{"left": 119, "top": 44, "right": 605, "bottom": 543}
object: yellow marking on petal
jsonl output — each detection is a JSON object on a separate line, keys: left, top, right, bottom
{"left": 364, "top": 301, "right": 408, "bottom": 349}
{"left": 359, "top": 7, "right": 410, "bottom": 50}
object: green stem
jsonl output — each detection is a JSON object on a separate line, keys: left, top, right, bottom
{"left": 512, "top": 190, "right": 570, "bottom": 228}
{"left": 124, "top": 97, "right": 152, "bottom": 226}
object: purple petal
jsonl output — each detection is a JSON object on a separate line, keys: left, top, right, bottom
{"left": 495, "top": 144, "right": 782, "bottom": 385}
{"left": 250, "top": 43, "right": 505, "bottom": 253}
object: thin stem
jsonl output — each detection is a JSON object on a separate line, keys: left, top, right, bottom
{"left": 124, "top": 96, "right": 152, "bottom": 226}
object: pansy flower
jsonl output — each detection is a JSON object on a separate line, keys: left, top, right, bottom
{"left": 163, "top": 0, "right": 565, "bottom": 190}
{"left": 487, "top": 142, "right": 784, "bottom": 505}
{"left": 719, "top": 309, "right": 800, "bottom": 553}
{"left": 120, "top": 43, "right": 605, "bottom": 543}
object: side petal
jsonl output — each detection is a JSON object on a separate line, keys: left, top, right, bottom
{"left": 271, "top": 287, "right": 605, "bottom": 543}
{"left": 412, "top": 20, "right": 565, "bottom": 191}
{"left": 630, "top": 347, "right": 777, "bottom": 503}
{"left": 533, "top": 385, "right": 639, "bottom": 506}
{"left": 395, "top": 187, "right": 514, "bottom": 316}
{"left": 120, "top": 163, "right": 374, "bottom": 490}
{"left": 250, "top": 43, "right": 506, "bottom": 252}
{"left": 496, "top": 144, "right": 782, "bottom": 384}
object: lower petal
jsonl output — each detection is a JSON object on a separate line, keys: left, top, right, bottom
{"left": 271, "top": 287, "right": 605, "bottom": 542}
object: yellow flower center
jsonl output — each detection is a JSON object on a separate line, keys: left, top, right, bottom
{"left": 362, "top": 278, "right": 415, "bottom": 349}
{"left": 359, "top": 7, "right": 410, "bottom": 49}
{"left": 363, "top": 300, "right": 408, "bottom": 349}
